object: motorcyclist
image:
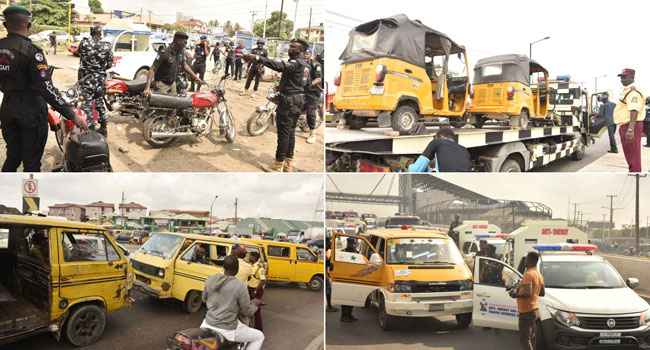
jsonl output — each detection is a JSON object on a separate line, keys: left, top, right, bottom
{"left": 201, "top": 254, "right": 264, "bottom": 350}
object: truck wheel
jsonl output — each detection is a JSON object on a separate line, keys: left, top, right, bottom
{"left": 183, "top": 290, "right": 203, "bottom": 313}
{"left": 64, "top": 304, "right": 107, "bottom": 346}
{"left": 535, "top": 320, "right": 547, "bottom": 350}
{"left": 346, "top": 114, "right": 368, "bottom": 130}
{"left": 135, "top": 68, "right": 149, "bottom": 80}
{"left": 510, "top": 110, "right": 529, "bottom": 129}
{"left": 449, "top": 117, "right": 467, "bottom": 128}
{"left": 572, "top": 142, "right": 585, "bottom": 161}
{"left": 308, "top": 275, "right": 323, "bottom": 291}
{"left": 455, "top": 312, "right": 472, "bottom": 328}
{"left": 472, "top": 115, "right": 485, "bottom": 129}
{"left": 378, "top": 294, "right": 396, "bottom": 331}
{"left": 500, "top": 159, "right": 522, "bottom": 172}
{"left": 391, "top": 105, "right": 418, "bottom": 135}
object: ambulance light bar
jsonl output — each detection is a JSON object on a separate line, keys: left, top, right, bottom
{"left": 533, "top": 244, "right": 597, "bottom": 252}
{"left": 475, "top": 234, "right": 509, "bottom": 239}
{"left": 386, "top": 225, "right": 413, "bottom": 230}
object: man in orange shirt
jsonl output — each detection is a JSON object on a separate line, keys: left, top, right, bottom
{"left": 509, "top": 251, "right": 545, "bottom": 350}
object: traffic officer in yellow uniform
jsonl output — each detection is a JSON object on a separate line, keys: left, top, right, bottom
{"left": 613, "top": 68, "right": 645, "bottom": 172}
{"left": 247, "top": 252, "right": 266, "bottom": 331}
{"left": 0, "top": 5, "right": 88, "bottom": 172}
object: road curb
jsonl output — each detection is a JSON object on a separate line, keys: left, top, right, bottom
{"left": 304, "top": 331, "right": 324, "bottom": 350}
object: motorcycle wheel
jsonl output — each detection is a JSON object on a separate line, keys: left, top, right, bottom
{"left": 55, "top": 125, "right": 65, "bottom": 152}
{"left": 246, "top": 110, "right": 272, "bottom": 136}
{"left": 298, "top": 107, "right": 323, "bottom": 132}
{"left": 224, "top": 108, "right": 236, "bottom": 143}
{"left": 143, "top": 114, "right": 178, "bottom": 148}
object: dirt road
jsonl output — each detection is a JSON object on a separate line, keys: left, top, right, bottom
{"left": 0, "top": 52, "right": 323, "bottom": 172}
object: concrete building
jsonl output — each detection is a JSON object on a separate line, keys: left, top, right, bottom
{"left": 75, "top": 13, "right": 165, "bottom": 32}
{"left": 48, "top": 203, "right": 87, "bottom": 222}
{"left": 173, "top": 18, "right": 208, "bottom": 34}
{"left": 85, "top": 201, "right": 115, "bottom": 219}
{"left": 296, "top": 24, "right": 324, "bottom": 42}
{"left": 118, "top": 202, "right": 147, "bottom": 216}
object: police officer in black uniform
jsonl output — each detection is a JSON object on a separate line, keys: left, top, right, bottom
{"left": 0, "top": 5, "right": 88, "bottom": 172}
{"left": 304, "top": 49, "right": 322, "bottom": 144}
{"left": 241, "top": 38, "right": 268, "bottom": 98}
{"left": 143, "top": 31, "right": 200, "bottom": 98}
{"left": 243, "top": 37, "right": 310, "bottom": 172}
{"left": 190, "top": 35, "right": 209, "bottom": 92}
{"left": 78, "top": 25, "right": 113, "bottom": 137}
{"left": 340, "top": 237, "right": 360, "bottom": 322}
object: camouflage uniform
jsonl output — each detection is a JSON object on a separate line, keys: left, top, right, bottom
{"left": 78, "top": 37, "right": 113, "bottom": 128}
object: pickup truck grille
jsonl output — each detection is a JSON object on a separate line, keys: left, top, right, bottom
{"left": 578, "top": 316, "right": 639, "bottom": 330}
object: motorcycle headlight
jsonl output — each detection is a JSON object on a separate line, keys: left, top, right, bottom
{"left": 157, "top": 268, "right": 165, "bottom": 278}
{"left": 547, "top": 306, "right": 580, "bottom": 327}
{"left": 639, "top": 309, "right": 650, "bottom": 327}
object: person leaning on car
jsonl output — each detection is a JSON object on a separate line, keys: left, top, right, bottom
{"left": 408, "top": 127, "right": 471, "bottom": 172}
{"left": 0, "top": 5, "right": 88, "bottom": 172}
{"left": 143, "top": 31, "right": 201, "bottom": 97}
{"left": 509, "top": 251, "right": 545, "bottom": 350}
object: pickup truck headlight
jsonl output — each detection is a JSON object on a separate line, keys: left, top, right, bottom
{"left": 639, "top": 309, "right": 650, "bottom": 327}
{"left": 547, "top": 306, "right": 580, "bottom": 327}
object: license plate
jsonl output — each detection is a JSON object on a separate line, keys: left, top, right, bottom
{"left": 370, "top": 85, "right": 384, "bottom": 95}
{"left": 428, "top": 304, "right": 444, "bottom": 311}
{"left": 599, "top": 332, "right": 621, "bottom": 344}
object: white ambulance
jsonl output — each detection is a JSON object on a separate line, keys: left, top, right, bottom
{"left": 504, "top": 220, "right": 588, "bottom": 272}
{"left": 472, "top": 244, "right": 650, "bottom": 349}
{"left": 454, "top": 220, "right": 502, "bottom": 253}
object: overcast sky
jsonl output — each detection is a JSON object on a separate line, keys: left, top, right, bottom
{"left": 325, "top": 0, "right": 649, "bottom": 97}
{"left": 72, "top": 0, "right": 324, "bottom": 33}
{"left": 0, "top": 174, "right": 323, "bottom": 221}
{"left": 326, "top": 174, "right": 650, "bottom": 229}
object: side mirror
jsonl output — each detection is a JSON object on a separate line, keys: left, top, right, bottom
{"left": 369, "top": 253, "right": 382, "bottom": 267}
{"left": 626, "top": 277, "right": 639, "bottom": 289}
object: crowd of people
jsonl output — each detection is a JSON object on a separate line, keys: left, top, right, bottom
{"left": 0, "top": 4, "right": 325, "bottom": 173}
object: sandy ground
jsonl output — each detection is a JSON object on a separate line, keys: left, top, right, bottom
{"left": 0, "top": 52, "right": 324, "bottom": 172}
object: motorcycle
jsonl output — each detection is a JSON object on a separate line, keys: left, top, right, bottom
{"left": 47, "top": 68, "right": 113, "bottom": 172}
{"left": 142, "top": 74, "right": 236, "bottom": 147}
{"left": 104, "top": 71, "right": 148, "bottom": 119}
{"left": 246, "top": 87, "right": 324, "bottom": 136}
{"left": 167, "top": 328, "right": 247, "bottom": 350}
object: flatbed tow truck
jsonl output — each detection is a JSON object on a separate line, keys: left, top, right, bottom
{"left": 326, "top": 123, "right": 596, "bottom": 172}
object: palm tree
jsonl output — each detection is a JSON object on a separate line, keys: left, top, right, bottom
{"left": 224, "top": 20, "right": 232, "bottom": 36}
{"left": 234, "top": 23, "right": 241, "bottom": 33}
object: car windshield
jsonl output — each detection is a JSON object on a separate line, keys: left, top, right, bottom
{"left": 541, "top": 261, "right": 626, "bottom": 289}
{"left": 387, "top": 217, "right": 421, "bottom": 226}
{"left": 137, "top": 234, "right": 184, "bottom": 259}
{"left": 386, "top": 238, "right": 464, "bottom": 265}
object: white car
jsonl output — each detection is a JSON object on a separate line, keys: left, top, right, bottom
{"left": 104, "top": 31, "right": 168, "bottom": 80}
{"left": 472, "top": 244, "right": 650, "bottom": 349}
{"left": 29, "top": 30, "right": 69, "bottom": 43}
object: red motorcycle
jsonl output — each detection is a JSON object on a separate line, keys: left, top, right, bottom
{"left": 142, "top": 74, "right": 236, "bottom": 147}
{"left": 104, "top": 72, "right": 148, "bottom": 119}
{"left": 47, "top": 68, "right": 112, "bottom": 172}
{"left": 167, "top": 328, "right": 247, "bottom": 350}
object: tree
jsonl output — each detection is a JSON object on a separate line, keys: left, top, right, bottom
{"left": 208, "top": 19, "right": 219, "bottom": 28}
{"left": 223, "top": 20, "right": 232, "bottom": 37}
{"left": 252, "top": 11, "right": 293, "bottom": 39}
{"left": 18, "top": 0, "right": 76, "bottom": 28}
{"left": 88, "top": 0, "right": 104, "bottom": 14}
{"left": 234, "top": 23, "right": 241, "bottom": 33}
{"left": 162, "top": 23, "right": 188, "bottom": 33}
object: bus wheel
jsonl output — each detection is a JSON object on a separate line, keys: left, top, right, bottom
{"left": 65, "top": 304, "right": 106, "bottom": 346}
{"left": 183, "top": 290, "right": 203, "bottom": 313}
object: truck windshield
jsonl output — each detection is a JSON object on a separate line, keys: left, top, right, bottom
{"left": 542, "top": 261, "right": 625, "bottom": 289}
{"left": 138, "top": 234, "right": 184, "bottom": 259}
{"left": 386, "top": 238, "right": 464, "bottom": 265}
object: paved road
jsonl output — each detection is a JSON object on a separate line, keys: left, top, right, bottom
{"left": 326, "top": 303, "right": 520, "bottom": 350}
{"left": 531, "top": 133, "right": 609, "bottom": 172}
{"left": 4, "top": 240, "right": 323, "bottom": 350}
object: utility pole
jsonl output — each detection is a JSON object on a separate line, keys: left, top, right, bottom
{"left": 263, "top": 0, "right": 269, "bottom": 38}
{"left": 278, "top": 0, "right": 285, "bottom": 41}
{"left": 630, "top": 174, "right": 647, "bottom": 255}
{"left": 602, "top": 213, "right": 606, "bottom": 245}
{"left": 646, "top": 216, "right": 650, "bottom": 241}
{"left": 148, "top": 10, "right": 152, "bottom": 27}
{"left": 573, "top": 203, "right": 579, "bottom": 226}
{"left": 292, "top": 0, "right": 299, "bottom": 37}
{"left": 602, "top": 194, "right": 623, "bottom": 247}
{"left": 511, "top": 201, "right": 516, "bottom": 232}
{"left": 234, "top": 198, "right": 238, "bottom": 221}
{"left": 250, "top": 11, "right": 258, "bottom": 32}
{"left": 567, "top": 196, "right": 571, "bottom": 222}
{"left": 306, "top": 7, "right": 312, "bottom": 41}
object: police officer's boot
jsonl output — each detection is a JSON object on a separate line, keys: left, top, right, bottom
{"left": 250, "top": 91, "right": 256, "bottom": 98}
{"left": 282, "top": 158, "right": 294, "bottom": 172}
{"left": 261, "top": 159, "right": 284, "bottom": 172}
{"left": 98, "top": 120, "right": 108, "bottom": 138}
{"left": 306, "top": 129, "right": 316, "bottom": 144}
{"left": 240, "top": 89, "right": 248, "bottom": 96}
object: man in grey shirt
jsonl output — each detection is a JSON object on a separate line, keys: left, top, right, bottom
{"left": 200, "top": 255, "right": 264, "bottom": 350}
{"left": 594, "top": 94, "right": 618, "bottom": 153}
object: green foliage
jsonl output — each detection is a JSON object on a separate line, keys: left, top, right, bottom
{"left": 18, "top": 0, "right": 78, "bottom": 27}
{"left": 32, "top": 23, "right": 83, "bottom": 36}
{"left": 88, "top": 0, "right": 104, "bottom": 14}
{"left": 223, "top": 20, "right": 233, "bottom": 37}
{"left": 234, "top": 23, "right": 241, "bottom": 32}
{"left": 252, "top": 11, "right": 293, "bottom": 39}
{"left": 162, "top": 23, "right": 188, "bottom": 32}
{"left": 208, "top": 19, "right": 219, "bottom": 28}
